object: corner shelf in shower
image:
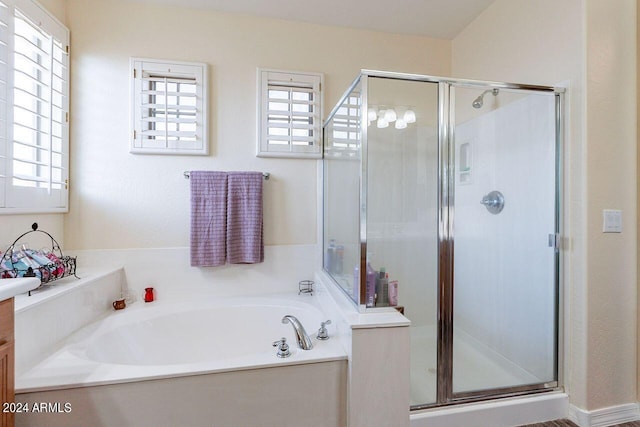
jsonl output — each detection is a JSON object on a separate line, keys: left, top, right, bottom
{"left": 0, "top": 223, "right": 78, "bottom": 295}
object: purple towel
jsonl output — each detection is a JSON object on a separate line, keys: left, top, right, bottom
{"left": 190, "top": 171, "right": 228, "bottom": 267}
{"left": 226, "top": 172, "right": 264, "bottom": 264}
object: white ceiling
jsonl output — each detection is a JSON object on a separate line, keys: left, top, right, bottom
{"left": 128, "top": 0, "right": 496, "bottom": 39}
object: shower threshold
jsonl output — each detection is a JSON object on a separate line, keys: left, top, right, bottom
{"left": 410, "top": 325, "right": 542, "bottom": 407}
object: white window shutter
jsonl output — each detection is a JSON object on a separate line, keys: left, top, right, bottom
{"left": 131, "top": 58, "right": 208, "bottom": 155}
{"left": 257, "top": 68, "right": 323, "bottom": 158}
{"left": 2, "top": 0, "right": 69, "bottom": 213}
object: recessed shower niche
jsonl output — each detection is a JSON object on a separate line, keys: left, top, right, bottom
{"left": 457, "top": 141, "right": 472, "bottom": 184}
{"left": 323, "top": 70, "right": 562, "bottom": 408}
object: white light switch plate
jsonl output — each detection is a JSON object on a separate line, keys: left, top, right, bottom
{"left": 603, "top": 209, "right": 622, "bottom": 233}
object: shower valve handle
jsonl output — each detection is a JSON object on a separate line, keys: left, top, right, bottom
{"left": 480, "top": 190, "right": 505, "bottom": 214}
{"left": 317, "top": 320, "right": 331, "bottom": 340}
{"left": 272, "top": 337, "right": 291, "bottom": 358}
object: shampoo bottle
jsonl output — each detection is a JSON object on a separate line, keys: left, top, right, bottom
{"left": 389, "top": 280, "right": 399, "bottom": 306}
{"left": 366, "top": 259, "right": 376, "bottom": 307}
{"left": 376, "top": 268, "right": 389, "bottom": 307}
{"left": 335, "top": 245, "right": 344, "bottom": 274}
{"left": 326, "top": 239, "right": 336, "bottom": 273}
{"left": 352, "top": 264, "right": 360, "bottom": 301}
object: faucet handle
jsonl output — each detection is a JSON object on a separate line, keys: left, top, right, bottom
{"left": 272, "top": 337, "right": 291, "bottom": 358}
{"left": 317, "top": 319, "right": 332, "bottom": 340}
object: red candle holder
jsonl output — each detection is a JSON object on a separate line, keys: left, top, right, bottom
{"left": 144, "top": 287, "right": 154, "bottom": 303}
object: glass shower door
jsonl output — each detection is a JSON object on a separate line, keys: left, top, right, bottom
{"left": 450, "top": 85, "right": 559, "bottom": 397}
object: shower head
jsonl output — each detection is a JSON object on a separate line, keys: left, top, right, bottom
{"left": 472, "top": 88, "right": 500, "bottom": 109}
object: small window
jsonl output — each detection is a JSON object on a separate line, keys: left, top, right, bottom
{"left": 257, "top": 68, "right": 323, "bottom": 158}
{"left": 130, "top": 58, "right": 208, "bottom": 155}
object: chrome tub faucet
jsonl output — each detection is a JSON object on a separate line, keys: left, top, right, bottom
{"left": 281, "top": 315, "right": 313, "bottom": 350}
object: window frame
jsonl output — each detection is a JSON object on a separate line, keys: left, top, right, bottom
{"left": 130, "top": 57, "right": 208, "bottom": 156}
{"left": 256, "top": 68, "right": 324, "bottom": 159}
{"left": 0, "top": 0, "right": 70, "bottom": 214}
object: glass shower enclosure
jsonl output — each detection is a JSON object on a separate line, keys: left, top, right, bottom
{"left": 323, "top": 70, "right": 563, "bottom": 408}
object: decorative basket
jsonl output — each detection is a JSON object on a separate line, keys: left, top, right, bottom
{"left": 0, "top": 222, "right": 78, "bottom": 295}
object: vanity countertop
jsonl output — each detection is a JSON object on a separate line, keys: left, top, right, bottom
{"left": 0, "top": 277, "right": 40, "bottom": 301}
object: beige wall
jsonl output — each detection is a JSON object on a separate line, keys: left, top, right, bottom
{"left": 63, "top": 0, "right": 450, "bottom": 250}
{"left": 584, "top": 0, "right": 637, "bottom": 410}
{"left": 453, "top": 0, "right": 637, "bottom": 412}
{"left": 36, "top": 0, "right": 65, "bottom": 24}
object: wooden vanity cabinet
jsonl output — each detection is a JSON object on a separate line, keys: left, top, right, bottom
{"left": 0, "top": 298, "right": 14, "bottom": 427}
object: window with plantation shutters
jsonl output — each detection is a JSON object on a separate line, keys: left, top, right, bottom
{"left": 0, "top": 0, "right": 69, "bottom": 213}
{"left": 131, "top": 58, "right": 208, "bottom": 155}
{"left": 257, "top": 69, "right": 323, "bottom": 158}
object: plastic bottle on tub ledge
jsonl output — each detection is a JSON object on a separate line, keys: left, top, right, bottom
{"left": 365, "top": 255, "right": 376, "bottom": 307}
{"left": 352, "top": 264, "right": 359, "bottom": 300}
{"left": 325, "top": 239, "right": 336, "bottom": 273}
{"left": 335, "top": 245, "right": 344, "bottom": 274}
{"left": 388, "top": 280, "right": 399, "bottom": 306}
{"left": 375, "top": 268, "right": 389, "bottom": 307}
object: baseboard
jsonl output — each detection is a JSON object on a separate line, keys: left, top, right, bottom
{"left": 569, "top": 402, "right": 640, "bottom": 427}
{"left": 410, "top": 393, "right": 568, "bottom": 427}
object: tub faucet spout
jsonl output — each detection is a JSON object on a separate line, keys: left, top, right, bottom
{"left": 281, "top": 315, "right": 313, "bottom": 350}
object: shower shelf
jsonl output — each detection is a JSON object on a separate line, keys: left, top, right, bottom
{"left": 0, "top": 223, "right": 78, "bottom": 295}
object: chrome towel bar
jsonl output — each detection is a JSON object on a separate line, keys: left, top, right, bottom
{"left": 184, "top": 171, "right": 270, "bottom": 180}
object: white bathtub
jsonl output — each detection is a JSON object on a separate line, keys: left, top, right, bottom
{"left": 16, "top": 293, "right": 348, "bottom": 427}
{"left": 18, "top": 293, "right": 346, "bottom": 392}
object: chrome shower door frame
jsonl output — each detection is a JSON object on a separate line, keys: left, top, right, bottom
{"left": 432, "top": 80, "right": 564, "bottom": 408}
